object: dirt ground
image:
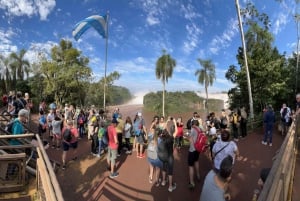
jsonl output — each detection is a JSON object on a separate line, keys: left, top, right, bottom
{"left": 37, "top": 104, "right": 283, "bottom": 201}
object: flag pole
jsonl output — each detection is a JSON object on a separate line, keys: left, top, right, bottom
{"left": 103, "top": 11, "right": 109, "bottom": 112}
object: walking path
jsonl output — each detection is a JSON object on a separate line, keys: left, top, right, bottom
{"left": 44, "top": 105, "right": 284, "bottom": 201}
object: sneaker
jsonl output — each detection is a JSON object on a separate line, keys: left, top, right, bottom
{"left": 188, "top": 183, "right": 195, "bottom": 189}
{"left": 96, "top": 154, "right": 101, "bottom": 158}
{"left": 269, "top": 143, "right": 272, "bottom": 147}
{"left": 117, "top": 154, "right": 121, "bottom": 157}
{"left": 161, "top": 180, "right": 168, "bottom": 186}
{"left": 52, "top": 145, "right": 56, "bottom": 149}
{"left": 261, "top": 141, "right": 267, "bottom": 145}
{"left": 109, "top": 172, "right": 119, "bottom": 179}
{"left": 126, "top": 150, "right": 132, "bottom": 154}
{"left": 62, "top": 165, "right": 66, "bottom": 170}
{"left": 168, "top": 183, "right": 177, "bottom": 192}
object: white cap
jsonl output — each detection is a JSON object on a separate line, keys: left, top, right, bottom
{"left": 137, "top": 112, "right": 142, "bottom": 117}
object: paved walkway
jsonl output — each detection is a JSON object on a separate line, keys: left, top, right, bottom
{"left": 46, "top": 127, "right": 284, "bottom": 201}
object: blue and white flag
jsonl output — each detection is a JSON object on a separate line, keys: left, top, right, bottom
{"left": 72, "top": 15, "right": 107, "bottom": 41}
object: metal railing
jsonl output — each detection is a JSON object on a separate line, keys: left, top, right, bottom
{"left": 257, "top": 115, "right": 299, "bottom": 201}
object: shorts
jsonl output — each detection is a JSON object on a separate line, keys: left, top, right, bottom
{"left": 148, "top": 158, "right": 163, "bottom": 168}
{"left": 188, "top": 150, "right": 200, "bottom": 166}
{"left": 136, "top": 135, "right": 144, "bottom": 144}
{"left": 63, "top": 141, "right": 78, "bottom": 151}
{"left": 107, "top": 147, "right": 117, "bottom": 165}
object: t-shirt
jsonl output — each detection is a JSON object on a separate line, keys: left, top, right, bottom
{"left": 52, "top": 120, "right": 62, "bottom": 135}
{"left": 176, "top": 124, "right": 184, "bottom": 137}
{"left": 199, "top": 170, "right": 225, "bottom": 201}
{"left": 212, "top": 140, "right": 237, "bottom": 170}
{"left": 107, "top": 124, "right": 118, "bottom": 150}
{"left": 188, "top": 127, "right": 198, "bottom": 152}
{"left": 124, "top": 123, "right": 132, "bottom": 138}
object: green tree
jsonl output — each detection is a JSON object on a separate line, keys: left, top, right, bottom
{"left": 155, "top": 50, "right": 176, "bottom": 117}
{"left": 195, "top": 58, "right": 216, "bottom": 114}
{"left": 40, "top": 39, "right": 92, "bottom": 105}
{"left": 226, "top": 3, "right": 287, "bottom": 112}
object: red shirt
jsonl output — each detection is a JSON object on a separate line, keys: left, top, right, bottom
{"left": 176, "top": 124, "right": 184, "bottom": 137}
{"left": 107, "top": 124, "right": 118, "bottom": 150}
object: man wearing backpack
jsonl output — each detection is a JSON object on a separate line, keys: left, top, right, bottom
{"left": 12, "top": 91, "right": 27, "bottom": 118}
{"left": 187, "top": 119, "right": 202, "bottom": 189}
{"left": 62, "top": 120, "right": 79, "bottom": 170}
{"left": 280, "top": 103, "right": 291, "bottom": 136}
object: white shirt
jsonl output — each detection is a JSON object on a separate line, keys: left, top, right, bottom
{"left": 124, "top": 123, "right": 132, "bottom": 138}
{"left": 213, "top": 140, "right": 237, "bottom": 170}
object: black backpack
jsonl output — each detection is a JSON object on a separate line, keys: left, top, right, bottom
{"left": 5, "top": 120, "right": 15, "bottom": 134}
{"left": 63, "top": 129, "right": 72, "bottom": 142}
{"left": 186, "top": 118, "right": 193, "bottom": 130}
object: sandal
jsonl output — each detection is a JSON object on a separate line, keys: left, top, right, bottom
{"left": 155, "top": 181, "right": 160, "bottom": 187}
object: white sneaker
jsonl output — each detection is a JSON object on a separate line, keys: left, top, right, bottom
{"left": 168, "top": 183, "right": 176, "bottom": 192}
{"left": 261, "top": 141, "right": 267, "bottom": 145}
{"left": 126, "top": 150, "right": 132, "bottom": 154}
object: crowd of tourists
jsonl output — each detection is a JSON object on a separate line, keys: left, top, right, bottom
{"left": 2, "top": 91, "right": 300, "bottom": 200}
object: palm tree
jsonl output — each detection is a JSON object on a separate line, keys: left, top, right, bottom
{"left": 0, "top": 54, "right": 12, "bottom": 92}
{"left": 10, "top": 49, "right": 30, "bottom": 81}
{"left": 195, "top": 58, "right": 216, "bottom": 114}
{"left": 155, "top": 50, "right": 176, "bottom": 117}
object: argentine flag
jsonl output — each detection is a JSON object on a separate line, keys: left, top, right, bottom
{"left": 72, "top": 15, "right": 107, "bottom": 41}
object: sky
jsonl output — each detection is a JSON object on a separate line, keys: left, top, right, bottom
{"left": 0, "top": 0, "right": 298, "bottom": 100}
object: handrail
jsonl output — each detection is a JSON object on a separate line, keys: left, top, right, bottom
{"left": 257, "top": 115, "right": 298, "bottom": 201}
{"left": 35, "top": 134, "right": 64, "bottom": 201}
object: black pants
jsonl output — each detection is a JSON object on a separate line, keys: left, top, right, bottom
{"left": 240, "top": 119, "right": 247, "bottom": 137}
{"left": 124, "top": 138, "right": 131, "bottom": 151}
{"left": 117, "top": 133, "right": 123, "bottom": 154}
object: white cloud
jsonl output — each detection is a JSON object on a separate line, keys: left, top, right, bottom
{"left": 273, "top": 12, "right": 289, "bottom": 35}
{"left": 0, "top": 0, "right": 56, "bottom": 20}
{"left": 183, "top": 22, "right": 202, "bottom": 54}
{"left": 0, "top": 28, "right": 17, "bottom": 55}
{"left": 209, "top": 18, "right": 239, "bottom": 55}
